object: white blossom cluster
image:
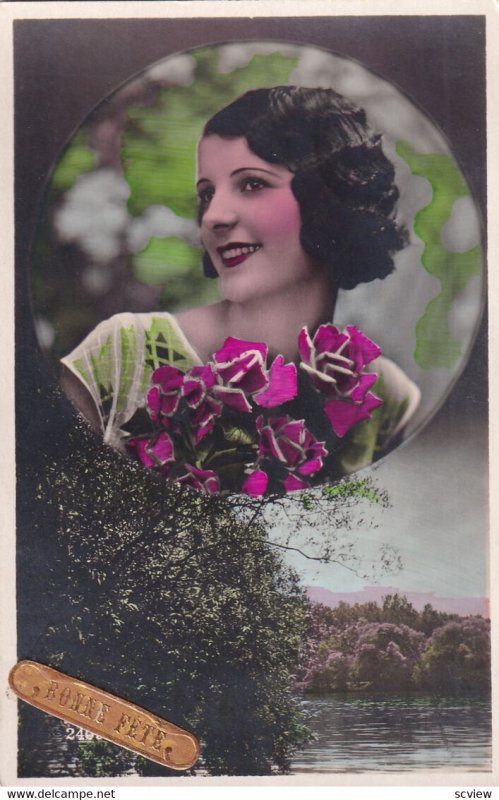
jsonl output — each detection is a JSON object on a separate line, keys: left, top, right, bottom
{"left": 54, "top": 168, "right": 199, "bottom": 268}
{"left": 55, "top": 168, "right": 131, "bottom": 263}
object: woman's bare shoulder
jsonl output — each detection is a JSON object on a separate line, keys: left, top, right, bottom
{"left": 175, "top": 302, "right": 228, "bottom": 361}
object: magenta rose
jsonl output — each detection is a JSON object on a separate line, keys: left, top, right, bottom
{"left": 182, "top": 364, "right": 223, "bottom": 443}
{"left": 299, "top": 324, "right": 383, "bottom": 437}
{"left": 211, "top": 337, "right": 268, "bottom": 413}
{"left": 176, "top": 464, "right": 220, "bottom": 494}
{"left": 147, "top": 365, "right": 184, "bottom": 424}
{"left": 256, "top": 415, "right": 327, "bottom": 491}
{"left": 298, "top": 324, "right": 381, "bottom": 398}
{"left": 211, "top": 337, "right": 297, "bottom": 413}
{"left": 127, "top": 430, "right": 174, "bottom": 470}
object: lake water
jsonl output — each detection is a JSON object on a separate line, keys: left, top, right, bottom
{"left": 21, "top": 694, "right": 491, "bottom": 776}
{"left": 292, "top": 694, "right": 492, "bottom": 773}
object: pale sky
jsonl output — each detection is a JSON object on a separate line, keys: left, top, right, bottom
{"left": 274, "top": 401, "right": 487, "bottom": 601}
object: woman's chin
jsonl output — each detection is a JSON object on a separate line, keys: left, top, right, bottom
{"left": 219, "top": 275, "right": 258, "bottom": 306}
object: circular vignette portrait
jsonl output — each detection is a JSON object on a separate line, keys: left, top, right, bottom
{"left": 31, "top": 41, "right": 484, "bottom": 499}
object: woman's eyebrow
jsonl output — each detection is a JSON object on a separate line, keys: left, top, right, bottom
{"left": 231, "top": 167, "right": 277, "bottom": 177}
{"left": 196, "top": 166, "right": 278, "bottom": 187}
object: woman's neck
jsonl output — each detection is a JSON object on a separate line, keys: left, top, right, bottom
{"left": 220, "top": 274, "right": 336, "bottom": 361}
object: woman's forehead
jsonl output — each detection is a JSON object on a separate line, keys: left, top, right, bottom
{"left": 196, "top": 134, "right": 291, "bottom": 182}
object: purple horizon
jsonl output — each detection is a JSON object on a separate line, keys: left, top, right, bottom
{"left": 307, "top": 585, "right": 489, "bottom": 618}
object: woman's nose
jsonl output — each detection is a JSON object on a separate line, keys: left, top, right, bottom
{"left": 202, "top": 190, "right": 238, "bottom": 231}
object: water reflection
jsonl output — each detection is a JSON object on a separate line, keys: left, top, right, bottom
{"left": 21, "top": 695, "right": 491, "bottom": 776}
{"left": 20, "top": 709, "right": 137, "bottom": 778}
{"left": 293, "top": 695, "right": 492, "bottom": 772}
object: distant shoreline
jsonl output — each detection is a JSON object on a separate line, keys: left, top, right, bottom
{"left": 307, "top": 586, "right": 488, "bottom": 618}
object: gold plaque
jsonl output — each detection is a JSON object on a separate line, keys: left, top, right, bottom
{"left": 9, "top": 661, "right": 200, "bottom": 770}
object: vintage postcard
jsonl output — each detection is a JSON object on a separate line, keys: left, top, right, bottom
{"left": 0, "top": 0, "right": 497, "bottom": 790}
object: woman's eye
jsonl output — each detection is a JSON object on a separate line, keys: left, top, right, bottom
{"left": 241, "top": 177, "right": 268, "bottom": 192}
{"left": 197, "top": 187, "right": 214, "bottom": 206}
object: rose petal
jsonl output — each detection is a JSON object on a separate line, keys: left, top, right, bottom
{"left": 214, "top": 336, "right": 267, "bottom": 363}
{"left": 177, "top": 474, "right": 203, "bottom": 491}
{"left": 254, "top": 356, "right": 298, "bottom": 408}
{"left": 152, "top": 365, "right": 184, "bottom": 392}
{"left": 318, "top": 352, "right": 355, "bottom": 377}
{"left": 238, "top": 365, "right": 269, "bottom": 394}
{"left": 348, "top": 372, "right": 378, "bottom": 403}
{"left": 182, "top": 377, "right": 205, "bottom": 408}
{"left": 281, "top": 419, "right": 307, "bottom": 445}
{"left": 147, "top": 386, "right": 161, "bottom": 413}
{"left": 128, "top": 438, "right": 155, "bottom": 469}
{"left": 212, "top": 385, "right": 252, "bottom": 413}
{"left": 278, "top": 438, "right": 304, "bottom": 467}
{"left": 185, "top": 465, "right": 212, "bottom": 480}
{"left": 149, "top": 431, "right": 174, "bottom": 465}
{"left": 194, "top": 417, "right": 215, "bottom": 444}
{"left": 191, "top": 397, "right": 223, "bottom": 428}
{"left": 190, "top": 402, "right": 212, "bottom": 427}
{"left": 258, "top": 425, "right": 285, "bottom": 461}
{"left": 301, "top": 429, "right": 315, "bottom": 450}
{"left": 283, "top": 473, "right": 310, "bottom": 492}
{"left": 177, "top": 464, "right": 220, "bottom": 493}
{"left": 160, "top": 392, "right": 180, "bottom": 416}
{"left": 300, "top": 363, "right": 338, "bottom": 396}
{"left": 242, "top": 469, "right": 269, "bottom": 497}
{"left": 297, "top": 456, "right": 324, "bottom": 476}
{"left": 147, "top": 380, "right": 181, "bottom": 418}
{"left": 313, "top": 324, "right": 348, "bottom": 356}
{"left": 216, "top": 352, "right": 268, "bottom": 393}
{"left": 297, "top": 327, "right": 314, "bottom": 364}
{"left": 324, "top": 392, "right": 383, "bottom": 437}
{"left": 345, "top": 325, "right": 382, "bottom": 369}
{"left": 188, "top": 364, "right": 216, "bottom": 389}
{"left": 263, "top": 415, "right": 290, "bottom": 430}
{"left": 205, "top": 476, "right": 220, "bottom": 493}
{"left": 310, "top": 440, "right": 328, "bottom": 459}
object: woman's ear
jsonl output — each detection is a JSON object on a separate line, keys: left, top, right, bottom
{"left": 203, "top": 252, "right": 218, "bottom": 279}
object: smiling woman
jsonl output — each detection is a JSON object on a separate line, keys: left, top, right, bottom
{"left": 60, "top": 85, "right": 421, "bottom": 495}
{"left": 180, "top": 134, "right": 333, "bottom": 362}
{"left": 198, "top": 136, "right": 316, "bottom": 301}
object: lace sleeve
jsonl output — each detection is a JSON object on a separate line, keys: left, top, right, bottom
{"left": 60, "top": 312, "right": 201, "bottom": 449}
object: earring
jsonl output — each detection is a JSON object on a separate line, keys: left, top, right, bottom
{"left": 202, "top": 252, "right": 218, "bottom": 279}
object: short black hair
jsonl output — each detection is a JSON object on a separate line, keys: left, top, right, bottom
{"left": 200, "top": 86, "right": 407, "bottom": 290}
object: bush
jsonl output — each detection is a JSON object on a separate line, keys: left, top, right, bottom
{"left": 28, "top": 428, "right": 312, "bottom": 776}
{"left": 413, "top": 618, "right": 491, "bottom": 695}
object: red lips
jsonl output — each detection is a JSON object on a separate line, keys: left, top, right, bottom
{"left": 217, "top": 242, "right": 262, "bottom": 269}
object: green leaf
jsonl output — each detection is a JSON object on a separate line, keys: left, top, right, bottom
{"left": 51, "top": 129, "right": 96, "bottom": 192}
{"left": 133, "top": 236, "right": 200, "bottom": 285}
{"left": 220, "top": 423, "right": 254, "bottom": 446}
{"left": 396, "top": 140, "right": 482, "bottom": 369}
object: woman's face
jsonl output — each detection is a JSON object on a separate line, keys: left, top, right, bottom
{"left": 197, "top": 135, "right": 317, "bottom": 305}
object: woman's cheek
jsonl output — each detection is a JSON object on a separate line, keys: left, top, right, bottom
{"left": 201, "top": 234, "right": 218, "bottom": 261}
{"left": 259, "top": 196, "right": 302, "bottom": 238}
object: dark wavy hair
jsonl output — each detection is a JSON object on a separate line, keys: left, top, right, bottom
{"left": 200, "top": 86, "right": 407, "bottom": 290}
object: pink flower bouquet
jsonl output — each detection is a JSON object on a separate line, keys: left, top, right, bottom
{"left": 127, "top": 324, "right": 382, "bottom": 497}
